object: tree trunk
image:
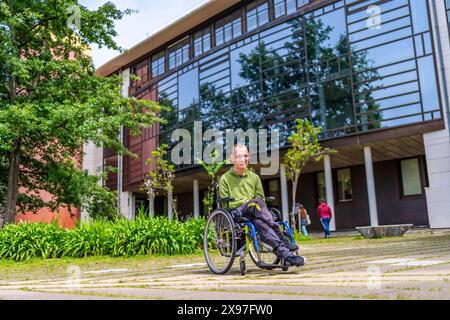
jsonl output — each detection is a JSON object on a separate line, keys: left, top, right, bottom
{"left": 167, "top": 188, "right": 173, "bottom": 221}
{"left": 148, "top": 195, "right": 155, "bottom": 218}
{"left": 290, "top": 175, "right": 299, "bottom": 232}
{"left": 4, "top": 140, "right": 21, "bottom": 226}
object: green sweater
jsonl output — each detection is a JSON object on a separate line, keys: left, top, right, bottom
{"left": 219, "top": 168, "right": 265, "bottom": 208}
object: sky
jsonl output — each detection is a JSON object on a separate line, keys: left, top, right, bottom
{"left": 80, "top": 0, "right": 210, "bottom": 68}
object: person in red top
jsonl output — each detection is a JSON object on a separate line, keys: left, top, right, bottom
{"left": 318, "top": 200, "right": 333, "bottom": 239}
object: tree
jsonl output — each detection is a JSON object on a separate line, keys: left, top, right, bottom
{"left": 142, "top": 144, "right": 176, "bottom": 220}
{"left": 199, "top": 150, "right": 229, "bottom": 215}
{"left": 0, "top": 1, "right": 163, "bottom": 226}
{"left": 284, "top": 119, "right": 336, "bottom": 230}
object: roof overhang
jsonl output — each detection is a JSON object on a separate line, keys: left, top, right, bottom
{"left": 95, "top": 0, "right": 242, "bottom": 77}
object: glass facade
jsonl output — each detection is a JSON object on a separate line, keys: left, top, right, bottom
{"left": 132, "top": 0, "right": 442, "bottom": 158}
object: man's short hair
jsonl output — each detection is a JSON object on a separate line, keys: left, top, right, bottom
{"left": 231, "top": 143, "right": 249, "bottom": 155}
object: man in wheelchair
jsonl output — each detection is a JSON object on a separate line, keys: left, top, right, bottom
{"left": 219, "top": 144, "right": 306, "bottom": 267}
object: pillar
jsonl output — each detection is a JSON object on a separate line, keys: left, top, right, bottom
{"left": 117, "top": 68, "right": 136, "bottom": 220}
{"left": 324, "top": 154, "right": 336, "bottom": 231}
{"left": 193, "top": 180, "right": 200, "bottom": 219}
{"left": 280, "top": 164, "right": 290, "bottom": 222}
{"left": 364, "top": 146, "right": 379, "bottom": 227}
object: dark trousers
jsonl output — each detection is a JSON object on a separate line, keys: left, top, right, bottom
{"left": 237, "top": 197, "right": 291, "bottom": 260}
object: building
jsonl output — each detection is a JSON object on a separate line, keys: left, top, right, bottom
{"left": 89, "top": 0, "right": 450, "bottom": 231}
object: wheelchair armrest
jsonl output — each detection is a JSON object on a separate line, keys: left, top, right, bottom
{"left": 265, "top": 196, "right": 275, "bottom": 203}
{"left": 219, "top": 197, "right": 235, "bottom": 203}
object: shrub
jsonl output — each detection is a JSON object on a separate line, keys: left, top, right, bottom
{"left": 62, "top": 220, "right": 111, "bottom": 258}
{"left": 0, "top": 217, "right": 209, "bottom": 261}
{"left": 0, "top": 222, "right": 66, "bottom": 261}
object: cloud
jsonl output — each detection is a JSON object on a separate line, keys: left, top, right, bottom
{"left": 80, "top": 0, "right": 210, "bottom": 68}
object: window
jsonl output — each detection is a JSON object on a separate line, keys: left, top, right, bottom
{"left": 230, "top": 40, "right": 259, "bottom": 90}
{"left": 215, "top": 11, "right": 242, "bottom": 46}
{"left": 131, "top": 60, "right": 149, "bottom": 88}
{"left": 178, "top": 68, "right": 199, "bottom": 110}
{"left": 268, "top": 180, "right": 280, "bottom": 207}
{"left": 400, "top": 158, "right": 422, "bottom": 196}
{"left": 274, "top": 0, "right": 297, "bottom": 18}
{"left": 316, "top": 172, "right": 326, "bottom": 202}
{"left": 246, "top": 1, "right": 269, "bottom": 32}
{"left": 337, "top": 168, "right": 352, "bottom": 202}
{"left": 194, "top": 28, "right": 211, "bottom": 57}
{"left": 151, "top": 51, "right": 165, "bottom": 78}
{"left": 168, "top": 37, "right": 190, "bottom": 70}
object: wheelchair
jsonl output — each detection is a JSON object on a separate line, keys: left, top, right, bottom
{"left": 203, "top": 196, "right": 301, "bottom": 276}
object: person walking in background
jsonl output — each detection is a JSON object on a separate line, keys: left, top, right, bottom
{"left": 299, "top": 204, "right": 309, "bottom": 236}
{"left": 318, "top": 200, "right": 333, "bottom": 239}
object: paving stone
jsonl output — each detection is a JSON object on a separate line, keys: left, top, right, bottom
{"left": 1, "top": 232, "right": 449, "bottom": 300}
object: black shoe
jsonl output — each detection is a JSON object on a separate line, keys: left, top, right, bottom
{"left": 284, "top": 255, "right": 306, "bottom": 267}
{"left": 278, "top": 233, "right": 299, "bottom": 251}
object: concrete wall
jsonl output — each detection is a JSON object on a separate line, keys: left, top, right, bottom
{"left": 81, "top": 141, "right": 103, "bottom": 222}
{"left": 424, "top": 0, "right": 450, "bottom": 228}
{"left": 117, "top": 68, "right": 136, "bottom": 220}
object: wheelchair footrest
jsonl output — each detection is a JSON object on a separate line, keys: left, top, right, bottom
{"left": 256, "top": 261, "right": 284, "bottom": 270}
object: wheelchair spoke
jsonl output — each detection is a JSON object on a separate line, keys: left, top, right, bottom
{"left": 203, "top": 209, "right": 237, "bottom": 274}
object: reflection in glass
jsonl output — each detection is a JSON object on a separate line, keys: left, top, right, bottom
{"left": 230, "top": 40, "right": 260, "bottom": 90}
{"left": 337, "top": 168, "right": 352, "bottom": 202}
{"left": 246, "top": 1, "right": 269, "bottom": 32}
{"left": 168, "top": 37, "right": 190, "bottom": 70}
{"left": 215, "top": 11, "right": 242, "bottom": 46}
{"left": 311, "top": 77, "right": 354, "bottom": 138}
{"left": 151, "top": 51, "right": 165, "bottom": 78}
{"left": 194, "top": 28, "right": 211, "bottom": 57}
{"left": 152, "top": 0, "right": 442, "bottom": 156}
{"left": 178, "top": 68, "right": 199, "bottom": 110}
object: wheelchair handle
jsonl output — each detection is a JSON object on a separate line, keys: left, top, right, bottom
{"left": 265, "top": 196, "right": 276, "bottom": 203}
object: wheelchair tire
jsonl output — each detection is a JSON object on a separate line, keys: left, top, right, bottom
{"left": 240, "top": 260, "right": 246, "bottom": 276}
{"left": 203, "top": 209, "right": 237, "bottom": 274}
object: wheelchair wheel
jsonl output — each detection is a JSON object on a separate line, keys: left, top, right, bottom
{"left": 203, "top": 209, "right": 237, "bottom": 274}
{"left": 240, "top": 260, "right": 247, "bottom": 276}
{"left": 248, "top": 235, "right": 278, "bottom": 268}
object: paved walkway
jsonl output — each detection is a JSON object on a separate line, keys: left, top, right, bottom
{"left": 1, "top": 231, "right": 450, "bottom": 300}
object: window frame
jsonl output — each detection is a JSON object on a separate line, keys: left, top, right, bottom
{"left": 267, "top": 179, "right": 281, "bottom": 207}
{"left": 151, "top": 51, "right": 166, "bottom": 79}
{"left": 336, "top": 168, "right": 353, "bottom": 203}
{"left": 215, "top": 10, "right": 243, "bottom": 47}
{"left": 194, "top": 27, "right": 212, "bottom": 57}
{"left": 168, "top": 36, "right": 190, "bottom": 70}
{"left": 315, "top": 171, "right": 327, "bottom": 204}
{"left": 130, "top": 59, "right": 150, "bottom": 89}
{"left": 246, "top": 0, "right": 271, "bottom": 32}
{"left": 398, "top": 157, "right": 424, "bottom": 199}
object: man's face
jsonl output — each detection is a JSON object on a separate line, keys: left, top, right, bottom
{"left": 232, "top": 146, "right": 249, "bottom": 170}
